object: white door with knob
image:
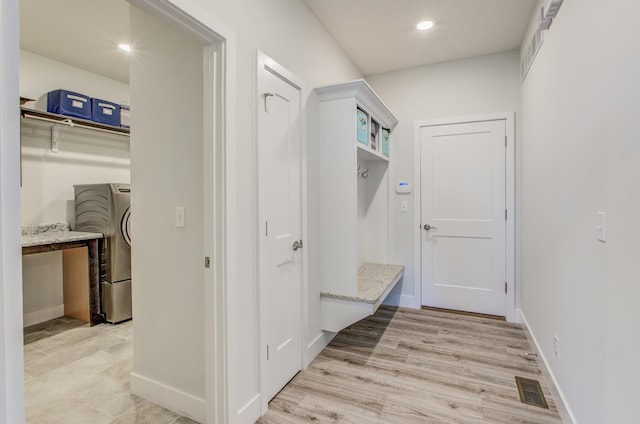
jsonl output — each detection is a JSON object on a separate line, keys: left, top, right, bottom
{"left": 258, "top": 55, "right": 303, "bottom": 403}
{"left": 420, "top": 119, "right": 507, "bottom": 316}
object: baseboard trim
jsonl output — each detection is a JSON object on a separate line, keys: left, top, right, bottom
{"left": 510, "top": 307, "right": 522, "bottom": 324}
{"left": 235, "top": 393, "right": 260, "bottom": 424}
{"left": 382, "top": 293, "right": 417, "bottom": 309}
{"left": 130, "top": 372, "right": 205, "bottom": 423}
{"left": 519, "top": 310, "right": 576, "bottom": 424}
{"left": 23, "top": 304, "right": 64, "bottom": 327}
{"left": 305, "top": 331, "right": 335, "bottom": 368}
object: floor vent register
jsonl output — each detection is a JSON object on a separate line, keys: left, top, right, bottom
{"left": 515, "top": 376, "right": 549, "bottom": 409}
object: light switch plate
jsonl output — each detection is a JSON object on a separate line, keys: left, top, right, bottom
{"left": 596, "top": 211, "right": 606, "bottom": 242}
{"left": 176, "top": 207, "right": 185, "bottom": 227}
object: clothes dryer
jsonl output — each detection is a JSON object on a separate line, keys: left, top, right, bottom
{"left": 74, "top": 183, "right": 131, "bottom": 323}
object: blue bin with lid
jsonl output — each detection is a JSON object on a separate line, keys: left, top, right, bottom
{"left": 45, "top": 89, "right": 92, "bottom": 120}
{"left": 91, "top": 98, "right": 121, "bottom": 127}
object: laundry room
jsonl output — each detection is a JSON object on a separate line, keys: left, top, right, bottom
{"left": 20, "top": 0, "right": 131, "bottom": 329}
{"left": 18, "top": 0, "right": 213, "bottom": 420}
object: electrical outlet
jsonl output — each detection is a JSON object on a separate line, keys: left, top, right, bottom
{"left": 553, "top": 335, "right": 560, "bottom": 359}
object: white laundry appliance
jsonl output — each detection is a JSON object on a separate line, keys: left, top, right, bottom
{"left": 74, "top": 183, "right": 132, "bottom": 323}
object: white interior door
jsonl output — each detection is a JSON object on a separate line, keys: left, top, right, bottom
{"left": 420, "top": 120, "right": 506, "bottom": 316}
{"left": 258, "top": 61, "right": 303, "bottom": 402}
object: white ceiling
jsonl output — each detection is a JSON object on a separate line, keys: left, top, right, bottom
{"left": 20, "top": 0, "right": 130, "bottom": 83}
{"left": 303, "top": 0, "right": 537, "bottom": 76}
{"left": 19, "top": 0, "right": 537, "bottom": 83}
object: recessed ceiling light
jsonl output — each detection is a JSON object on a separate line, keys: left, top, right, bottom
{"left": 118, "top": 43, "right": 131, "bottom": 52}
{"left": 416, "top": 20, "right": 435, "bottom": 31}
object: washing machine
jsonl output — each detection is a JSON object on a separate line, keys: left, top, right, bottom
{"left": 74, "top": 183, "right": 132, "bottom": 323}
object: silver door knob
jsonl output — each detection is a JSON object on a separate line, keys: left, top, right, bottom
{"left": 292, "top": 240, "right": 302, "bottom": 251}
{"left": 423, "top": 224, "right": 438, "bottom": 231}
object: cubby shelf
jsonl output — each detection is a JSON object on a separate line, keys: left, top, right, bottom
{"left": 357, "top": 143, "right": 389, "bottom": 162}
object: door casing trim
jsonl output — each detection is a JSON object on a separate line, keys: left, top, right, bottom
{"left": 126, "top": 1, "right": 237, "bottom": 422}
{"left": 413, "top": 112, "right": 516, "bottom": 322}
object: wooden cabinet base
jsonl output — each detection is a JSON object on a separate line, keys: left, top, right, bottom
{"left": 62, "top": 247, "right": 90, "bottom": 322}
{"left": 23, "top": 236, "right": 103, "bottom": 326}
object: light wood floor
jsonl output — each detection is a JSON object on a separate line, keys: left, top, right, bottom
{"left": 257, "top": 306, "right": 563, "bottom": 424}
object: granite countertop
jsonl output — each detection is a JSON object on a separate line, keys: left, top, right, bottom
{"left": 321, "top": 263, "right": 404, "bottom": 304}
{"left": 21, "top": 222, "right": 103, "bottom": 247}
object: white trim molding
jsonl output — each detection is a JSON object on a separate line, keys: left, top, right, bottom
{"left": 23, "top": 305, "right": 64, "bottom": 328}
{"left": 519, "top": 310, "right": 577, "bottom": 424}
{"left": 131, "top": 372, "right": 206, "bottom": 422}
{"left": 413, "top": 112, "right": 517, "bottom": 322}
{"left": 305, "top": 331, "right": 335, "bottom": 367}
{"left": 0, "top": 0, "right": 26, "bottom": 422}
{"left": 383, "top": 293, "right": 416, "bottom": 309}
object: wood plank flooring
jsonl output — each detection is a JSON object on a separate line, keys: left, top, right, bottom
{"left": 257, "top": 306, "right": 562, "bottom": 424}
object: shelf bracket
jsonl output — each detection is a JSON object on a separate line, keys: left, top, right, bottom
{"left": 50, "top": 119, "right": 74, "bottom": 153}
{"left": 51, "top": 124, "right": 60, "bottom": 153}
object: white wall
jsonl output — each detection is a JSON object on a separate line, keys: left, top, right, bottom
{"left": 0, "top": 0, "right": 26, "bottom": 421}
{"left": 129, "top": 5, "right": 206, "bottom": 419}
{"left": 365, "top": 51, "right": 521, "bottom": 308}
{"left": 152, "top": 1, "right": 362, "bottom": 422}
{"left": 20, "top": 50, "right": 130, "bottom": 326}
{"left": 20, "top": 50, "right": 130, "bottom": 104}
{"left": 519, "top": 1, "right": 640, "bottom": 423}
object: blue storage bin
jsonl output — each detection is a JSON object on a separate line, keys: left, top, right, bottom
{"left": 46, "top": 89, "right": 91, "bottom": 120}
{"left": 91, "top": 99, "right": 121, "bottom": 127}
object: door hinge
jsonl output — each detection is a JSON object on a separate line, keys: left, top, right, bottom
{"left": 266, "top": 345, "right": 270, "bottom": 360}
{"left": 505, "top": 209, "right": 508, "bottom": 221}
{"left": 505, "top": 282, "right": 508, "bottom": 294}
{"left": 204, "top": 256, "right": 211, "bottom": 269}
{"left": 265, "top": 221, "right": 268, "bottom": 237}
{"left": 505, "top": 135, "right": 507, "bottom": 148}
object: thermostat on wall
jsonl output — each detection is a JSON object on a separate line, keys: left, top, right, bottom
{"left": 396, "top": 180, "right": 412, "bottom": 194}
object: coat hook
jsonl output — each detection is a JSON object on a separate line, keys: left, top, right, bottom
{"left": 262, "top": 92, "right": 275, "bottom": 112}
{"left": 361, "top": 168, "right": 369, "bottom": 179}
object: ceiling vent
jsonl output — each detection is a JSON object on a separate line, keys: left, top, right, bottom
{"left": 522, "top": 0, "right": 564, "bottom": 81}
{"left": 539, "top": 0, "right": 564, "bottom": 30}
{"left": 521, "top": 27, "right": 544, "bottom": 81}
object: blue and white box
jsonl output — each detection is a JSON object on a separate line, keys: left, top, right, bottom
{"left": 120, "top": 105, "right": 130, "bottom": 128}
{"left": 36, "top": 89, "right": 92, "bottom": 120}
{"left": 356, "top": 107, "right": 369, "bottom": 146}
{"left": 381, "top": 128, "right": 390, "bottom": 157}
{"left": 91, "top": 98, "right": 121, "bottom": 127}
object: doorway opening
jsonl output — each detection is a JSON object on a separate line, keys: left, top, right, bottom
{"left": 17, "top": 0, "right": 232, "bottom": 422}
